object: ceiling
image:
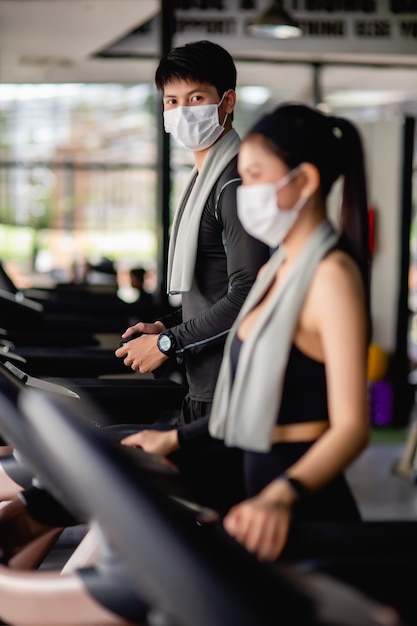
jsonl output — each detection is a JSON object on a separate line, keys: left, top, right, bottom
{"left": 1, "top": 0, "right": 417, "bottom": 117}
{"left": 0, "top": 1, "right": 160, "bottom": 83}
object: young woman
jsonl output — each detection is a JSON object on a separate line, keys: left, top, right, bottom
{"left": 122, "top": 103, "right": 371, "bottom": 562}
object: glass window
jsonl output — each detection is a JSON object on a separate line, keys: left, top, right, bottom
{"left": 0, "top": 83, "right": 158, "bottom": 292}
{"left": 0, "top": 82, "right": 273, "bottom": 296}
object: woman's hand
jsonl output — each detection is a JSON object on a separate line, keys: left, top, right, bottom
{"left": 222, "top": 482, "right": 293, "bottom": 561}
{"left": 121, "top": 428, "right": 179, "bottom": 457}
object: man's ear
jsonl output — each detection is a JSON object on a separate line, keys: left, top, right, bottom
{"left": 224, "top": 89, "right": 236, "bottom": 114}
{"left": 298, "top": 162, "right": 320, "bottom": 198}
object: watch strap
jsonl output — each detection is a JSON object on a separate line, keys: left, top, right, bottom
{"left": 279, "top": 474, "right": 310, "bottom": 501}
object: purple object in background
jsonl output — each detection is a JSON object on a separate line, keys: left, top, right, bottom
{"left": 369, "top": 380, "right": 393, "bottom": 427}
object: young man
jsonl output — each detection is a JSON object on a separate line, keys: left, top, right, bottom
{"left": 115, "top": 40, "right": 269, "bottom": 425}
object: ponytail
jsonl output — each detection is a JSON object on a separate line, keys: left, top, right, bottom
{"left": 333, "top": 117, "right": 371, "bottom": 338}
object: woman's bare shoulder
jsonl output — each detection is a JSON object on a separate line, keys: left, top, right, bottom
{"left": 310, "top": 249, "right": 365, "bottom": 307}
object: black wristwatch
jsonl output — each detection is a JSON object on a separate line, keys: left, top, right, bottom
{"left": 157, "top": 330, "right": 176, "bottom": 356}
{"left": 279, "top": 475, "right": 310, "bottom": 501}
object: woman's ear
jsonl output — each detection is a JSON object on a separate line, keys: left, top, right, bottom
{"left": 298, "top": 162, "right": 320, "bottom": 198}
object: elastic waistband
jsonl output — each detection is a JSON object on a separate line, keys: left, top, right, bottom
{"left": 271, "top": 421, "right": 329, "bottom": 444}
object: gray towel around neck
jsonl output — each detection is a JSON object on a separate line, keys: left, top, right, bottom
{"left": 167, "top": 129, "right": 241, "bottom": 294}
{"left": 208, "top": 220, "right": 339, "bottom": 452}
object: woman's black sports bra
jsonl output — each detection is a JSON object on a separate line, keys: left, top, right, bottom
{"left": 230, "top": 334, "right": 329, "bottom": 425}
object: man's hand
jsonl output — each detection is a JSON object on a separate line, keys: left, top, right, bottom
{"left": 115, "top": 320, "right": 168, "bottom": 373}
{"left": 115, "top": 334, "right": 168, "bottom": 373}
{"left": 121, "top": 320, "right": 165, "bottom": 341}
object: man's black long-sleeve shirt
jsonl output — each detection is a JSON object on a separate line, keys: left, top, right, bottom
{"left": 162, "top": 156, "right": 269, "bottom": 404}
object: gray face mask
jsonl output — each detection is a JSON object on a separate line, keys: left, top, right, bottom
{"left": 163, "top": 93, "right": 227, "bottom": 152}
{"left": 237, "top": 166, "right": 306, "bottom": 248}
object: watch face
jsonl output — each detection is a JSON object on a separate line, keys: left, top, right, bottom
{"left": 158, "top": 334, "right": 172, "bottom": 353}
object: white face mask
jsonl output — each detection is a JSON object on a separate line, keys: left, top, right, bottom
{"left": 163, "top": 93, "right": 228, "bottom": 152}
{"left": 237, "top": 167, "right": 306, "bottom": 248}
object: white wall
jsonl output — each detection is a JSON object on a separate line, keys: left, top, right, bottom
{"left": 359, "top": 118, "right": 404, "bottom": 353}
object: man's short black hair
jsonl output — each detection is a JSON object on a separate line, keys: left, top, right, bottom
{"left": 155, "top": 40, "right": 237, "bottom": 98}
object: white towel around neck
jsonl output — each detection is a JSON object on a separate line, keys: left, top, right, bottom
{"left": 208, "top": 220, "right": 339, "bottom": 452}
{"left": 167, "top": 129, "right": 241, "bottom": 294}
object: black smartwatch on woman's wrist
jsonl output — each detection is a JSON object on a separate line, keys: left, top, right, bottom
{"left": 279, "top": 475, "right": 310, "bottom": 501}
